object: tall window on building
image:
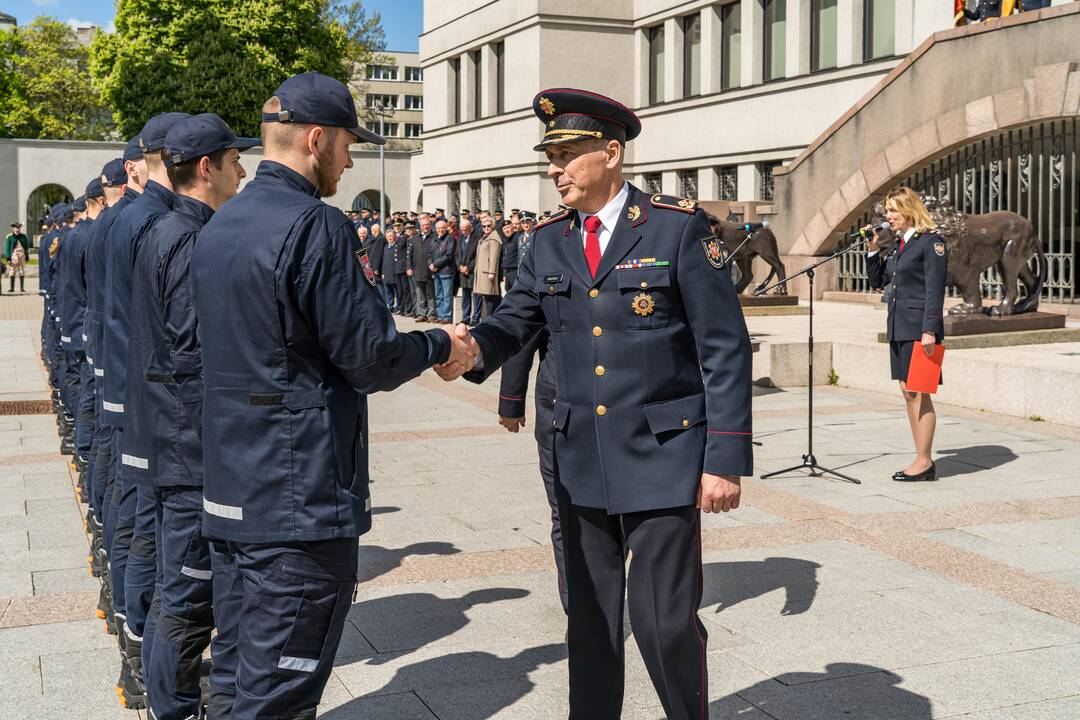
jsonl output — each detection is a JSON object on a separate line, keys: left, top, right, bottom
{"left": 404, "top": 95, "right": 423, "bottom": 110}
{"left": 450, "top": 57, "right": 461, "bottom": 124}
{"left": 404, "top": 123, "right": 423, "bottom": 138}
{"left": 367, "top": 64, "right": 398, "bottom": 80}
{"left": 366, "top": 122, "right": 399, "bottom": 137}
{"left": 647, "top": 25, "right": 665, "bottom": 105}
{"left": 863, "top": 0, "right": 896, "bottom": 60}
{"left": 758, "top": 160, "right": 782, "bottom": 200}
{"left": 718, "top": 166, "right": 738, "bottom": 201}
{"left": 721, "top": 2, "right": 742, "bottom": 91}
{"left": 682, "top": 14, "right": 701, "bottom": 98}
{"left": 811, "top": 0, "right": 838, "bottom": 71}
{"left": 491, "top": 178, "right": 504, "bottom": 212}
{"left": 763, "top": 0, "right": 787, "bottom": 81}
{"left": 471, "top": 49, "right": 482, "bottom": 118}
{"left": 367, "top": 94, "right": 397, "bottom": 109}
{"left": 644, "top": 173, "right": 663, "bottom": 195}
{"left": 678, "top": 170, "right": 699, "bottom": 200}
{"left": 469, "top": 181, "right": 481, "bottom": 211}
{"left": 450, "top": 185, "right": 461, "bottom": 216}
{"left": 493, "top": 41, "right": 505, "bottom": 114}
{"left": 405, "top": 66, "right": 423, "bottom": 82}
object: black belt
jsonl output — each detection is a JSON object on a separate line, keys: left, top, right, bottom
{"left": 146, "top": 372, "right": 174, "bottom": 384}
{"left": 248, "top": 389, "right": 325, "bottom": 410}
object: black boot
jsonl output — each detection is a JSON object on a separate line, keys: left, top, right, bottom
{"left": 97, "top": 582, "right": 112, "bottom": 622}
{"left": 18, "top": 276, "right": 23, "bottom": 293}
{"left": 77, "top": 470, "right": 90, "bottom": 503}
{"left": 117, "top": 661, "right": 146, "bottom": 710}
{"left": 124, "top": 627, "right": 144, "bottom": 685}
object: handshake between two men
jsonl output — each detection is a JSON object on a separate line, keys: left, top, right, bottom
{"left": 433, "top": 323, "right": 481, "bottom": 381}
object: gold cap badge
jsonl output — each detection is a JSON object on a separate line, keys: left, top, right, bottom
{"left": 539, "top": 97, "right": 556, "bottom": 116}
{"left": 632, "top": 292, "right": 655, "bottom": 317}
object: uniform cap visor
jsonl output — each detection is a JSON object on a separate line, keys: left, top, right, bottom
{"left": 533, "top": 135, "right": 602, "bottom": 152}
{"left": 228, "top": 137, "right": 262, "bottom": 152}
{"left": 348, "top": 126, "right": 386, "bottom": 146}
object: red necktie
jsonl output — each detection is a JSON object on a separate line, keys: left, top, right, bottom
{"left": 898, "top": 233, "right": 907, "bottom": 254}
{"left": 584, "top": 215, "right": 602, "bottom": 278}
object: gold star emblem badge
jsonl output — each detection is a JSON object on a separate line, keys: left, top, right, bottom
{"left": 632, "top": 292, "right": 655, "bottom": 317}
{"left": 539, "top": 97, "right": 556, "bottom": 116}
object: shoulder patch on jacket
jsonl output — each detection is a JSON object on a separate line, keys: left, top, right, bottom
{"left": 534, "top": 209, "right": 571, "bottom": 231}
{"left": 650, "top": 194, "right": 698, "bottom": 214}
{"left": 48, "top": 237, "right": 60, "bottom": 259}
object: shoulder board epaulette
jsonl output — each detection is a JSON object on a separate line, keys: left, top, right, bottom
{"left": 649, "top": 194, "right": 698, "bottom": 214}
{"left": 534, "top": 209, "right": 571, "bottom": 230}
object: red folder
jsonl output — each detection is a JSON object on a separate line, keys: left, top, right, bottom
{"left": 907, "top": 343, "right": 945, "bottom": 394}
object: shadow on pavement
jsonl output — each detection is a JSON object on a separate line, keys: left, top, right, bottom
{"left": 322, "top": 643, "right": 567, "bottom": 720}
{"left": 356, "top": 541, "right": 460, "bottom": 583}
{"left": 935, "top": 445, "right": 1018, "bottom": 477}
{"left": 702, "top": 558, "right": 822, "bottom": 616}
{"left": 346, "top": 587, "right": 531, "bottom": 664}
{"left": 716, "top": 662, "right": 933, "bottom": 719}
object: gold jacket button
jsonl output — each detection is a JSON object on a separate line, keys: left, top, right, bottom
{"left": 548, "top": 285, "right": 555, "bottom": 293}
{"left": 592, "top": 326, "right": 603, "bottom": 337}
{"left": 682, "top": 419, "right": 690, "bottom": 427}
{"left": 640, "top": 281, "right": 648, "bottom": 288}
{"left": 589, "top": 288, "right": 599, "bottom": 298}
{"left": 595, "top": 365, "right": 605, "bottom": 376}
{"left": 596, "top": 405, "right": 607, "bottom": 416}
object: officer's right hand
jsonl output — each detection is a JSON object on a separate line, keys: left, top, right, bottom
{"left": 434, "top": 323, "right": 480, "bottom": 381}
{"left": 866, "top": 225, "right": 880, "bottom": 251}
{"left": 499, "top": 416, "right": 525, "bottom": 433}
{"left": 406, "top": 268, "right": 413, "bottom": 276}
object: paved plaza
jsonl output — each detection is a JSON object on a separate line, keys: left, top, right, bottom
{"left": 0, "top": 291, "right": 1078, "bottom": 719}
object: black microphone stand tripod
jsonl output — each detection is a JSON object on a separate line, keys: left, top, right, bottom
{"left": 755, "top": 234, "right": 873, "bottom": 485}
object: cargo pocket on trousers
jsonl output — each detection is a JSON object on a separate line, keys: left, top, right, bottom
{"left": 275, "top": 578, "right": 350, "bottom": 674}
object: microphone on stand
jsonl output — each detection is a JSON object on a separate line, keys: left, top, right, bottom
{"left": 849, "top": 221, "right": 890, "bottom": 240}
{"left": 741, "top": 221, "right": 769, "bottom": 232}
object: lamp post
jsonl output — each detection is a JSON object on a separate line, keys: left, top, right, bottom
{"left": 372, "top": 98, "right": 393, "bottom": 222}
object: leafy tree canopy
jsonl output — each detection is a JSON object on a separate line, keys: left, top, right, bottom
{"left": 91, "top": 0, "right": 385, "bottom": 138}
{"left": 0, "top": 18, "right": 112, "bottom": 140}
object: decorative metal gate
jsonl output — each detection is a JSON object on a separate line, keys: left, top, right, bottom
{"left": 836, "top": 118, "right": 1078, "bottom": 304}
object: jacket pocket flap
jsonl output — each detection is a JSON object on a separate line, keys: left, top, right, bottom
{"left": 616, "top": 267, "right": 671, "bottom": 290}
{"left": 553, "top": 399, "right": 571, "bottom": 432}
{"left": 906, "top": 302, "right": 926, "bottom": 309}
{"left": 538, "top": 273, "right": 571, "bottom": 294}
{"left": 644, "top": 392, "right": 706, "bottom": 435}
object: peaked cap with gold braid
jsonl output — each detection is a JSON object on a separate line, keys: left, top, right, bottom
{"left": 531, "top": 88, "right": 642, "bottom": 152}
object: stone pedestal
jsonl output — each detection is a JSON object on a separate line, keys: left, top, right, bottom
{"left": 943, "top": 311, "right": 1066, "bottom": 337}
{"left": 741, "top": 294, "right": 808, "bottom": 316}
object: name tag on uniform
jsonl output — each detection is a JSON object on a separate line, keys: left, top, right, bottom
{"left": 543, "top": 273, "right": 564, "bottom": 284}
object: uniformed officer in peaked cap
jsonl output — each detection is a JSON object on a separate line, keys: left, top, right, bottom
{"left": 457, "top": 88, "right": 753, "bottom": 719}
{"left": 190, "top": 72, "right": 478, "bottom": 719}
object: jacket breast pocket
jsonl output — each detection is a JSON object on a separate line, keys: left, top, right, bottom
{"left": 616, "top": 267, "right": 671, "bottom": 329}
{"left": 538, "top": 273, "right": 573, "bottom": 332}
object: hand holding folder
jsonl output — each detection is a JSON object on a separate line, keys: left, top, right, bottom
{"left": 907, "top": 343, "right": 945, "bottom": 394}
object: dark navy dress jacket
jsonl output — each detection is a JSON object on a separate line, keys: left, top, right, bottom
{"left": 124, "top": 194, "right": 214, "bottom": 488}
{"left": 191, "top": 161, "right": 451, "bottom": 543}
{"left": 84, "top": 191, "right": 135, "bottom": 374}
{"left": 467, "top": 184, "right": 754, "bottom": 514}
{"left": 867, "top": 231, "right": 948, "bottom": 343}
{"left": 101, "top": 181, "right": 175, "bottom": 430}
{"left": 59, "top": 218, "right": 92, "bottom": 353}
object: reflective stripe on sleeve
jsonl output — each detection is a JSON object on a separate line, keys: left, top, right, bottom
{"left": 203, "top": 497, "right": 244, "bottom": 521}
{"left": 181, "top": 566, "right": 213, "bottom": 580}
{"left": 102, "top": 401, "right": 124, "bottom": 412}
{"left": 121, "top": 454, "right": 148, "bottom": 469}
{"left": 277, "top": 656, "right": 318, "bottom": 673}
{"left": 60, "top": 335, "right": 71, "bottom": 342}
{"left": 94, "top": 368, "right": 104, "bottom": 377}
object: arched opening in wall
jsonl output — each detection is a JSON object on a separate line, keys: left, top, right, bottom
{"left": 352, "top": 190, "right": 391, "bottom": 215}
{"left": 415, "top": 190, "right": 423, "bottom": 211}
{"left": 26, "top": 184, "right": 73, "bottom": 241}
{"left": 835, "top": 118, "right": 1079, "bottom": 305}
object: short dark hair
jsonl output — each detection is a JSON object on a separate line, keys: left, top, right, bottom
{"left": 167, "top": 149, "right": 229, "bottom": 191}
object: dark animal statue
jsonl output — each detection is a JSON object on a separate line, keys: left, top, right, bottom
{"left": 707, "top": 216, "right": 788, "bottom": 295}
{"left": 871, "top": 194, "right": 1045, "bottom": 316}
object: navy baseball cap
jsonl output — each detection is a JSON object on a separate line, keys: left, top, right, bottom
{"left": 52, "top": 203, "right": 70, "bottom": 222}
{"left": 139, "top": 112, "right": 193, "bottom": 153}
{"left": 123, "top": 136, "right": 144, "bottom": 162}
{"left": 262, "top": 72, "right": 385, "bottom": 146}
{"left": 164, "top": 113, "right": 260, "bottom": 167}
{"left": 531, "top": 88, "right": 642, "bottom": 152}
{"left": 101, "top": 158, "right": 127, "bottom": 187}
{"left": 85, "top": 178, "right": 104, "bottom": 199}
{"left": 71, "top": 196, "right": 87, "bottom": 213}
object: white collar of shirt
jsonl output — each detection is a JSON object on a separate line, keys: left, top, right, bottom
{"left": 577, "top": 181, "right": 630, "bottom": 256}
{"left": 902, "top": 227, "right": 917, "bottom": 242}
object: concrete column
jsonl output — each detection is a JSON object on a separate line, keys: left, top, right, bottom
{"left": 894, "top": 0, "right": 914, "bottom": 55}
{"left": 698, "top": 166, "right": 719, "bottom": 200}
{"left": 701, "top": 5, "right": 723, "bottom": 94}
{"left": 461, "top": 53, "right": 477, "bottom": 122}
{"left": 737, "top": 163, "right": 758, "bottom": 202}
{"left": 742, "top": 0, "right": 764, "bottom": 87}
{"left": 635, "top": 28, "right": 649, "bottom": 107}
{"left": 836, "top": 0, "right": 864, "bottom": 67}
{"left": 787, "top": 0, "right": 811, "bottom": 77}
{"left": 480, "top": 178, "right": 493, "bottom": 211}
{"left": 665, "top": 17, "right": 681, "bottom": 102}
{"left": 662, "top": 170, "right": 679, "bottom": 195}
{"left": 480, "top": 44, "right": 497, "bottom": 118}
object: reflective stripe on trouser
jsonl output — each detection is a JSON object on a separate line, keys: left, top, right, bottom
{"left": 125, "top": 483, "right": 157, "bottom": 637}
{"left": 230, "top": 538, "right": 358, "bottom": 720}
{"left": 208, "top": 540, "right": 242, "bottom": 719}
{"left": 148, "top": 488, "right": 214, "bottom": 720}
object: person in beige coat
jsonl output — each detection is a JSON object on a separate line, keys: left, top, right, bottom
{"left": 473, "top": 218, "right": 503, "bottom": 319}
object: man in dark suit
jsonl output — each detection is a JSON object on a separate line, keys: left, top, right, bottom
{"left": 410, "top": 217, "right": 436, "bottom": 321}
{"left": 430, "top": 219, "right": 457, "bottom": 323}
{"left": 455, "top": 218, "right": 480, "bottom": 325}
{"left": 443, "top": 88, "right": 753, "bottom": 720}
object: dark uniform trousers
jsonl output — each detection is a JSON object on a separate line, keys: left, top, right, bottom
{"left": 396, "top": 272, "right": 414, "bottom": 315}
{"left": 467, "top": 186, "right": 754, "bottom": 720}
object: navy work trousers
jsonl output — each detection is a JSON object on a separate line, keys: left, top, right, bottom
{"left": 227, "top": 538, "right": 357, "bottom": 720}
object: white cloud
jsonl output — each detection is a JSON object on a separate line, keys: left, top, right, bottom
{"left": 66, "top": 17, "right": 96, "bottom": 30}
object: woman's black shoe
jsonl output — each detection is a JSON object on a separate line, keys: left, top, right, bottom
{"left": 894, "top": 462, "right": 937, "bottom": 482}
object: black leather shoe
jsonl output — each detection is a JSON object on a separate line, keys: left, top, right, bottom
{"left": 894, "top": 462, "right": 937, "bottom": 482}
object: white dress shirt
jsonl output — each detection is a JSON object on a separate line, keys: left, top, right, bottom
{"left": 577, "top": 181, "right": 630, "bottom": 257}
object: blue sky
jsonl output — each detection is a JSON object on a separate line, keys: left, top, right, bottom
{"left": 2, "top": 0, "right": 423, "bottom": 50}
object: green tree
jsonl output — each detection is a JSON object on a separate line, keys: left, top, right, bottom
{"left": 91, "top": 0, "right": 385, "bottom": 138}
{"left": 0, "top": 18, "right": 112, "bottom": 139}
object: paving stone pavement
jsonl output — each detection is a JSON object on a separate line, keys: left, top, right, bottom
{"left": 2, "top": 305, "right": 1079, "bottom": 718}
